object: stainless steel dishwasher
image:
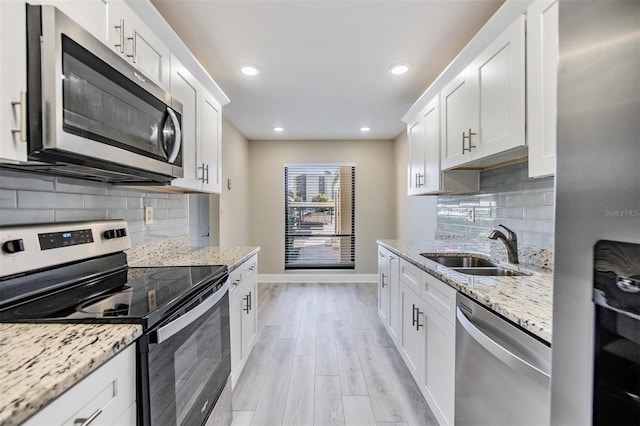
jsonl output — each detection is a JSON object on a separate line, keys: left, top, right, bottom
{"left": 455, "top": 293, "right": 551, "bottom": 425}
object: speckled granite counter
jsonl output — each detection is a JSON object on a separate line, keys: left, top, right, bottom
{"left": 125, "top": 236, "right": 260, "bottom": 271}
{"left": 378, "top": 239, "right": 553, "bottom": 344}
{"left": 0, "top": 323, "right": 142, "bottom": 426}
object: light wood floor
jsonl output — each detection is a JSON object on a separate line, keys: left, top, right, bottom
{"left": 231, "top": 282, "right": 438, "bottom": 426}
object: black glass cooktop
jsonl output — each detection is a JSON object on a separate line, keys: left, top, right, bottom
{"left": 0, "top": 264, "right": 227, "bottom": 329}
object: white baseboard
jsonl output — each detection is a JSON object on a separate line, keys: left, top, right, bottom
{"left": 258, "top": 273, "right": 377, "bottom": 283}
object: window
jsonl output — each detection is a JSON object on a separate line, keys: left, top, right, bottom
{"left": 285, "top": 164, "right": 355, "bottom": 269}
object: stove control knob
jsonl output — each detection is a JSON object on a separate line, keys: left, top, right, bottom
{"left": 3, "top": 239, "right": 24, "bottom": 254}
{"left": 103, "top": 228, "right": 127, "bottom": 240}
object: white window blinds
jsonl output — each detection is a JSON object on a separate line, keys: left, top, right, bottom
{"left": 284, "top": 165, "right": 355, "bottom": 270}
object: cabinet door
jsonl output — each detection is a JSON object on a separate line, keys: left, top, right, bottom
{"left": 242, "top": 258, "right": 258, "bottom": 354}
{"left": 107, "top": 0, "right": 170, "bottom": 89}
{"left": 407, "top": 119, "right": 425, "bottom": 195}
{"left": 169, "top": 56, "right": 201, "bottom": 191}
{"left": 377, "top": 247, "right": 390, "bottom": 324}
{"left": 229, "top": 278, "right": 243, "bottom": 387}
{"left": 423, "top": 306, "right": 456, "bottom": 425}
{"left": 399, "top": 283, "right": 425, "bottom": 383}
{"left": 440, "top": 68, "right": 474, "bottom": 170}
{"left": 422, "top": 95, "right": 441, "bottom": 193}
{"left": 470, "top": 16, "right": 525, "bottom": 160}
{"left": 527, "top": 0, "right": 558, "bottom": 178}
{"left": 199, "top": 90, "right": 222, "bottom": 193}
{"left": 387, "top": 252, "right": 400, "bottom": 342}
{"left": 0, "top": 0, "right": 27, "bottom": 162}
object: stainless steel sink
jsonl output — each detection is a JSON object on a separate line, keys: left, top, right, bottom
{"left": 421, "top": 254, "right": 530, "bottom": 277}
{"left": 422, "top": 254, "right": 498, "bottom": 268}
{"left": 451, "top": 267, "right": 530, "bottom": 277}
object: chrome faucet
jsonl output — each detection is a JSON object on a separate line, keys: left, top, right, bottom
{"left": 488, "top": 224, "right": 519, "bottom": 264}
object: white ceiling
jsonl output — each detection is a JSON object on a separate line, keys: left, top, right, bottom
{"left": 150, "top": 0, "right": 504, "bottom": 141}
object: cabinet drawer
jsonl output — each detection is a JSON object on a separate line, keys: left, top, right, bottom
{"left": 421, "top": 272, "right": 457, "bottom": 324}
{"left": 25, "top": 344, "right": 136, "bottom": 426}
{"left": 231, "top": 254, "right": 258, "bottom": 287}
{"left": 399, "top": 259, "right": 421, "bottom": 295}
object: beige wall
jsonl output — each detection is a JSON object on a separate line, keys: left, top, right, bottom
{"left": 217, "top": 118, "right": 251, "bottom": 246}
{"left": 393, "top": 130, "right": 438, "bottom": 240}
{"left": 249, "top": 139, "right": 396, "bottom": 274}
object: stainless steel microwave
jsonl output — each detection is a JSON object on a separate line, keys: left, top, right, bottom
{"left": 21, "top": 5, "right": 183, "bottom": 183}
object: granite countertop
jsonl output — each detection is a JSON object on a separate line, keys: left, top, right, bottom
{"left": 0, "top": 323, "right": 142, "bottom": 426}
{"left": 125, "top": 236, "right": 260, "bottom": 271}
{"left": 378, "top": 239, "right": 553, "bottom": 344}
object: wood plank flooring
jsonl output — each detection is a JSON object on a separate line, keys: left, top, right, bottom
{"left": 231, "top": 282, "right": 438, "bottom": 426}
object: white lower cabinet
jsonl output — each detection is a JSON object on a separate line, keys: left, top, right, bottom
{"left": 399, "top": 281, "right": 426, "bottom": 383}
{"left": 377, "top": 245, "right": 457, "bottom": 426}
{"left": 229, "top": 254, "right": 258, "bottom": 388}
{"left": 25, "top": 344, "right": 137, "bottom": 426}
{"left": 421, "top": 275, "right": 456, "bottom": 426}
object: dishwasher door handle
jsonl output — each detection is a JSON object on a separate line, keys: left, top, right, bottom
{"left": 456, "top": 307, "right": 550, "bottom": 382}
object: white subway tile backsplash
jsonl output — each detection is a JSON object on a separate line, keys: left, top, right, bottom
{"left": 0, "top": 170, "right": 55, "bottom": 191}
{"left": 84, "top": 194, "right": 127, "bottom": 209}
{"left": 1, "top": 209, "right": 54, "bottom": 225}
{"left": 18, "top": 191, "right": 84, "bottom": 209}
{"left": 438, "top": 162, "right": 555, "bottom": 249}
{"left": 0, "top": 190, "right": 16, "bottom": 209}
{"left": 0, "top": 171, "right": 188, "bottom": 245}
{"left": 55, "top": 178, "right": 108, "bottom": 195}
{"left": 55, "top": 209, "right": 108, "bottom": 222}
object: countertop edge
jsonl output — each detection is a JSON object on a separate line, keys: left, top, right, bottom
{"left": 377, "top": 239, "right": 553, "bottom": 344}
{"left": 0, "top": 324, "right": 142, "bottom": 426}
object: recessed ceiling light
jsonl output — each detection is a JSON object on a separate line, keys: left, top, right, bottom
{"left": 389, "top": 63, "right": 410, "bottom": 75}
{"left": 240, "top": 65, "right": 260, "bottom": 76}
{"left": 360, "top": 127, "right": 370, "bottom": 132}
{"left": 273, "top": 127, "right": 284, "bottom": 132}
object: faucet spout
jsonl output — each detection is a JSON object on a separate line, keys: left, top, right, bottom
{"left": 488, "top": 224, "right": 519, "bottom": 264}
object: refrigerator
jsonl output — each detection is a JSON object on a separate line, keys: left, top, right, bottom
{"left": 551, "top": 1, "right": 640, "bottom": 425}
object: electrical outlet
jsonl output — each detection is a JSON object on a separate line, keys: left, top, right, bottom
{"left": 144, "top": 206, "right": 153, "bottom": 225}
{"left": 467, "top": 208, "right": 475, "bottom": 223}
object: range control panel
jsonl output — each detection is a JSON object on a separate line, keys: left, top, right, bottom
{"left": 0, "top": 220, "right": 131, "bottom": 278}
{"left": 38, "top": 229, "right": 94, "bottom": 250}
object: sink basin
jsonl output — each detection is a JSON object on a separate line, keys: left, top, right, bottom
{"left": 452, "top": 267, "right": 530, "bottom": 277}
{"left": 423, "top": 255, "right": 498, "bottom": 268}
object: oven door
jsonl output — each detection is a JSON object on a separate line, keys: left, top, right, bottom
{"left": 26, "top": 5, "right": 183, "bottom": 180}
{"left": 141, "top": 278, "right": 230, "bottom": 426}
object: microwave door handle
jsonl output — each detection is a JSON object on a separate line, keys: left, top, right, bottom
{"left": 153, "top": 278, "right": 229, "bottom": 344}
{"left": 166, "top": 107, "right": 182, "bottom": 163}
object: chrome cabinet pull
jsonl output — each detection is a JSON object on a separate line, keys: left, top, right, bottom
{"left": 416, "top": 308, "right": 424, "bottom": 330}
{"left": 411, "top": 304, "right": 417, "bottom": 326}
{"left": 243, "top": 292, "right": 251, "bottom": 313}
{"left": 126, "top": 30, "right": 137, "bottom": 63}
{"left": 462, "top": 128, "right": 477, "bottom": 153}
{"left": 249, "top": 291, "right": 252, "bottom": 312}
{"left": 11, "top": 91, "right": 27, "bottom": 142}
{"left": 198, "top": 163, "right": 210, "bottom": 184}
{"left": 114, "top": 18, "right": 125, "bottom": 53}
{"left": 74, "top": 408, "right": 102, "bottom": 426}
{"left": 381, "top": 273, "right": 387, "bottom": 287}
{"left": 416, "top": 172, "right": 424, "bottom": 188}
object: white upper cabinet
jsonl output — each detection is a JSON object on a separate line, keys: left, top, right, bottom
{"left": 199, "top": 90, "right": 222, "bottom": 194}
{"left": 169, "top": 56, "right": 222, "bottom": 194}
{"left": 441, "top": 68, "right": 475, "bottom": 170}
{"left": 408, "top": 117, "right": 426, "bottom": 195}
{"left": 409, "top": 94, "right": 479, "bottom": 195}
{"left": 527, "top": 0, "right": 558, "bottom": 178}
{"left": 107, "top": 0, "right": 170, "bottom": 90}
{"left": 169, "top": 56, "right": 201, "bottom": 191}
{"left": 441, "top": 16, "right": 526, "bottom": 170}
{"left": 0, "top": 0, "right": 27, "bottom": 163}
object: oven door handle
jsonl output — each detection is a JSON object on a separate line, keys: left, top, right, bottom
{"left": 153, "top": 278, "right": 229, "bottom": 344}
